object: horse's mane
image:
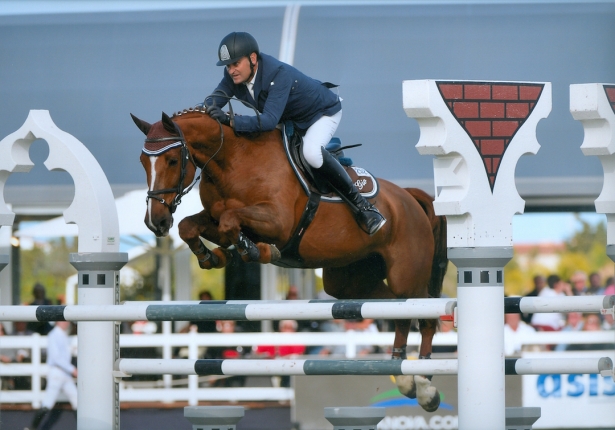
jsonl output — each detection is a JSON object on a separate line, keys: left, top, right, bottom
{"left": 170, "top": 105, "right": 281, "bottom": 143}
{"left": 171, "top": 106, "right": 208, "bottom": 119}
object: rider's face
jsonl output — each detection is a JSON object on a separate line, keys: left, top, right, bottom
{"left": 226, "top": 53, "right": 257, "bottom": 85}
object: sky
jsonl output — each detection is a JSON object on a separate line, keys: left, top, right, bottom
{"left": 512, "top": 212, "right": 606, "bottom": 245}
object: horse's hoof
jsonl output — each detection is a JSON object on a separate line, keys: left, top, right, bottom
{"left": 414, "top": 374, "right": 440, "bottom": 412}
{"left": 395, "top": 375, "right": 417, "bottom": 399}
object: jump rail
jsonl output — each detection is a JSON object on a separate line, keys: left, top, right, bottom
{"left": 113, "top": 357, "right": 613, "bottom": 378}
{"left": 1, "top": 296, "right": 611, "bottom": 322}
{"left": 0, "top": 299, "right": 456, "bottom": 321}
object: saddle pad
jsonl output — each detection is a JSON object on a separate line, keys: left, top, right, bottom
{"left": 282, "top": 126, "right": 379, "bottom": 202}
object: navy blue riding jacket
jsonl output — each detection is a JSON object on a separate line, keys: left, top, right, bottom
{"left": 207, "top": 53, "right": 341, "bottom": 133}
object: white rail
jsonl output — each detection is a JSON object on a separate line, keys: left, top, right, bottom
{"left": 0, "top": 331, "right": 612, "bottom": 407}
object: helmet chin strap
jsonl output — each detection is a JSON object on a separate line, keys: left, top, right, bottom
{"left": 246, "top": 55, "right": 257, "bottom": 84}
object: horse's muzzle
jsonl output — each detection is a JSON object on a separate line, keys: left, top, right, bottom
{"left": 145, "top": 211, "right": 173, "bottom": 237}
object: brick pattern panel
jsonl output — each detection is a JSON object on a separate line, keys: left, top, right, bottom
{"left": 436, "top": 82, "right": 544, "bottom": 191}
{"left": 605, "top": 85, "right": 615, "bottom": 115}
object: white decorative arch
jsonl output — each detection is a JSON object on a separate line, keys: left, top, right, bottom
{"left": 571, "top": 83, "right": 615, "bottom": 246}
{"left": 0, "top": 110, "right": 119, "bottom": 253}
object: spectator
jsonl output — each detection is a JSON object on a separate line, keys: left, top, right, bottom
{"left": 569, "top": 270, "right": 588, "bottom": 296}
{"left": 521, "top": 275, "right": 547, "bottom": 324}
{"left": 286, "top": 285, "right": 299, "bottom": 300}
{"left": 0, "top": 323, "right": 13, "bottom": 363}
{"left": 180, "top": 290, "right": 218, "bottom": 334}
{"left": 11, "top": 321, "right": 34, "bottom": 390}
{"left": 530, "top": 274, "right": 571, "bottom": 331}
{"left": 504, "top": 312, "right": 536, "bottom": 356}
{"left": 254, "top": 320, "right": 306, "bottom": 358}
{"left": 253, "top": 319, "right": 305, "bottom": 388}
{"left": 345, "top": 318, "right": 379, "bottom": 356}
{"left": 284, "top": 286, "right": 320, "bottom": 333}
{"left": 601, "top": 311, "right": 614, "bottom": 330}
{"left": 205, "top": 320, "right": 246, "bottom": 387}
{"left": 314, "top": 319, "right": 346, "bottom": 356}
{"left": 27, "top": 283, "right": 53, "bottom": 335}
{"left": 28, "top": 321, "right": 77, "bottom": 430}
{"left": 585, "top": 272, "right": 604, "bottom": 295}
{"left": 566, "top": 313, "right": 613, "bottom": 351}
{"left": 603, "top": 277, "right": 614, "bottom": 296}
{"left": 554, "top": 312, "right": 584, "bottom": 352}
{"left": 0, "top": 323, "right": 17, "bottom": 390}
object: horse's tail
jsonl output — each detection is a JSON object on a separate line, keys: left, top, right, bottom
{"left": 406, "top": 188, "right": 448, "bottom": 299}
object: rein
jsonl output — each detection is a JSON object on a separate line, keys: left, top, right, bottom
{"left": 145, "top": 91, "right": 260, "bottom": 214}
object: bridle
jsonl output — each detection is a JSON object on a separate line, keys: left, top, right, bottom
{"left": 143, "top": 123, "right": 200, "bottom": 214}
{"left": 144, "top": 90, "right": 258, "bottom": 214}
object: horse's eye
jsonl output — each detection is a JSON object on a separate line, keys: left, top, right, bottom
{"left": 168, "top": 159, "right": 178, "bottom": 167}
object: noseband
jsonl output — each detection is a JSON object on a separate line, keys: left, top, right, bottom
{"left": 143, "top": 124, "right": 199, "bottom": 214}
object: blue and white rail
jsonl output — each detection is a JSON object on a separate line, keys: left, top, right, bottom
{"left": 0, "top": 298, "right": 456, "bottom": 321}
{"left": 114, "top": 357, "right": 613, "bottom": 378}
{"left": 0, "top": 295, "right": 612, "bottom": 322}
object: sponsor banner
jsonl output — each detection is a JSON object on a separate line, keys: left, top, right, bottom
{"left": 522, "top": 351, "right": 615, "bottom": 429}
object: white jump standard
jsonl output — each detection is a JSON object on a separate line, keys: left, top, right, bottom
{"left": 406, "top": 79, "right": 552, "bottom": 430}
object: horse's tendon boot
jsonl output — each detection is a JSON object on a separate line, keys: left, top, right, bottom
{"left": 237, "top": 232, "right": 260, "bottom": 261}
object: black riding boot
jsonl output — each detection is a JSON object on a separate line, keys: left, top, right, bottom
{"left": 316, "top": 147, "right": 386, "bottom": 235}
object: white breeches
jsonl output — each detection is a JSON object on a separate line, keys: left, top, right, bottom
{"left": 43, "top": 366, "right": 78, "bottom": 410}
{"left": 302, "top": 110, "right": 342, "bottom": 168}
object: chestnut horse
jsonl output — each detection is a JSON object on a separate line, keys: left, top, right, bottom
{"left": 132, "top": 108, "right": 448, "bottom": 411}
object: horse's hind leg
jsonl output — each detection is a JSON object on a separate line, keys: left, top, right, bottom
{"left": 386, "top": 254, "right": 441, "bottom": 412}
{"left": 413, "top": 318, "right": 441, "bottom": 412}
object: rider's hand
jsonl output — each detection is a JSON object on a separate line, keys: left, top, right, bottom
{"left": 207, "top": 105, "right": 231, "bottom": 126}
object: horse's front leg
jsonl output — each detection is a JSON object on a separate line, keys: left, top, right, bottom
{"left": 217, "top": 205, "right": 284, "bottom": 264}
{"left": 178, "top": 211, "right": 231, "bottom": 270}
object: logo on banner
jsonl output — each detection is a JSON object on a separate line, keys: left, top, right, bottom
{"left": 369, "top": 376, "right": 457, "bottom": 430}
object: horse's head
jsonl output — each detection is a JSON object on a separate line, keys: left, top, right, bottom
{"left": 132, "top": 112, "right": 198, "bottom": 237}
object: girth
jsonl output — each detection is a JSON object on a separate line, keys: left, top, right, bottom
{"left": 275, "top": 192, "right": 321, "bottom": 268}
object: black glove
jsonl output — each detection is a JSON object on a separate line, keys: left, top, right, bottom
{"left": 207, "top": 105, "right": 231, "bottom": 126}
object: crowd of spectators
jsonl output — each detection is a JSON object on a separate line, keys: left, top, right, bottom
{"left": 3, "top": 275, "right": 611, "bottom": 396}
{"left": 508, "top": 270, "right": 615, "bottom": 356}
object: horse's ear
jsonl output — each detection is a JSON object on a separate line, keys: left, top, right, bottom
{"left": 130, "top": 113, "right": 152, "bottom": 136}
{"left": 161, "top": 112, "right": 177, "bottom": 135}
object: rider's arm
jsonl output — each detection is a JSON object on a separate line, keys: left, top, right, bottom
{"left": 205, "top": 73, "right": 236, "bottom": 108}
{"left": 233, "top": 67, "right": 293, "bottom": 133}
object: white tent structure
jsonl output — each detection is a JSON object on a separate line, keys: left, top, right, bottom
{"left": 15, "top": 188, "right": 204, "bottom": 244}
{"left": 15, "top": 188, "right": 205, "bottom": 305}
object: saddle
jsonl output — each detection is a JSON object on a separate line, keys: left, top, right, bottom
{"left": 275, "top": 123, "right": 380, "bottom": 268}
{"left": 282, "top": 122, "right": 379, "bottom": 201}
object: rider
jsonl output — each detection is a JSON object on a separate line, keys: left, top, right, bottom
{"left": 205, "top": 31, "right": 386, "bottom": 235}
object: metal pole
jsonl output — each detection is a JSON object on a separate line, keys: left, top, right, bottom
{"left": 450, "top": 247, "right": 512, "bottom": 430}
{"left": 71, "top": 252, "right": 127, "bottom": 430}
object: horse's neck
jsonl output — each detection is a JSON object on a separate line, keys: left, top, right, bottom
{"left": 191, "top": 126, "right": 286, "bottom": 182}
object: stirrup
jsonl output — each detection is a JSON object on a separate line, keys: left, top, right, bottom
{"left": 356, "top": 205, "right": 386, "bottom": 235}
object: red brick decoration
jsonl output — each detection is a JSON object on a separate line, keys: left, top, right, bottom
{"left": 605, "top": 85, "right": 615, "bottom": 115}
{"left": 436, "top": 81, "right": 544, "bottom": 191}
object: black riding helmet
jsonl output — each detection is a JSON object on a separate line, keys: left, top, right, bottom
{"left": 216, "top": 32, "right": 259, "bottom": 66}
